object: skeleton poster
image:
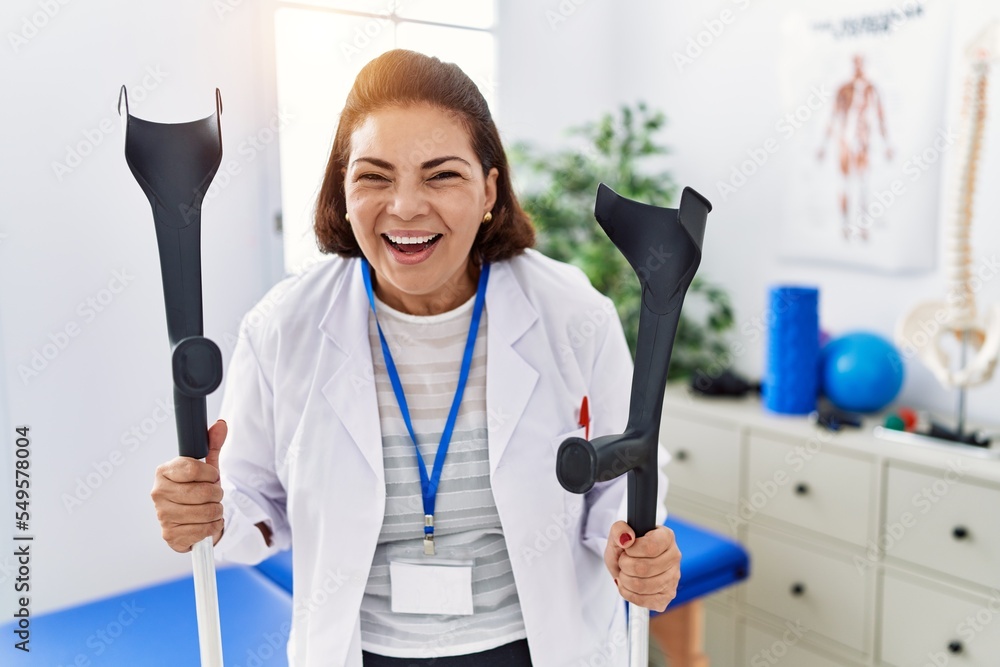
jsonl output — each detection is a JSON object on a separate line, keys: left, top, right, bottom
{"left": 778, "top": 1, "right": 951, "bottom": 273}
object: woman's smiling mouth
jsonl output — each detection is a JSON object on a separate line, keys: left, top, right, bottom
{"left": 381, "top": 232, "right": 443, "bottom": 264}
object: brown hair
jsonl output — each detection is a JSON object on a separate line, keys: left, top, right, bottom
{"left": 314, "top": 49, "right": 535, "bottom": 261}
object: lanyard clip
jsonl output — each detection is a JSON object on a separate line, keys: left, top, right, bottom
{"left": 424, "top": 514, "right": 435, "bottom": 555}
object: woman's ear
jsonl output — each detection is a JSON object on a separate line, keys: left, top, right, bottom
{"left": 484, "top": 167, "right": 499, "bottom": 212}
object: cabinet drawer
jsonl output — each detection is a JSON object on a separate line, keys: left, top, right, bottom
{"left": 661, "top": 414, "right": 740, "bottom": 507}
{"left": 885, "top": 463, "right": 1000, "bottom": 588}
{"left": 745, "top": 529, "right": 871, "bottom": 654}
{"left": 881, "top": 571, "right": 1000, "bottom": 666}
{"left": 746, "top": 433, "right": 873, "bottom": 546}
{"left": 743, "top": 622, "right": 858, "bottom": 667}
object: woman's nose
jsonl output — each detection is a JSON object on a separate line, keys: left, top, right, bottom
{"left": 386, "top": 182, "right": 431, "bottom": 221}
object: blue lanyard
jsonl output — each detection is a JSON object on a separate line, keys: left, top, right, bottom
{"left": 360, "top": 257, "right": 489, "bottom": 555}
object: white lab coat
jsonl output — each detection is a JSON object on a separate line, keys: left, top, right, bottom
{"left": 214, "top": 248, "right": 668, "bottom": 666}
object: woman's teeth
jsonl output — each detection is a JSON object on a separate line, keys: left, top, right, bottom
{"left": 384, "top": 233, "right": 441, "bottom": 245}
{"left": 382, "top": 232, "right": 443, "bottom": 256}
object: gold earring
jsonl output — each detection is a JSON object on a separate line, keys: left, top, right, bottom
{"left": 345, "top": 212, "right": 350, "bottom": 222}
{"left": 483, "top": 211, "right": 493, "bottom": 224}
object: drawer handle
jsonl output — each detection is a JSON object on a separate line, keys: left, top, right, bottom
{"left": 948, "top": 640, "right": 964, "bottom": 655}
{"left": 675, "top": 449, "right": 689, "bottom": 462}
{"left": 794, "top": 483, "right": 809, "bottom": 496}
{"left": 790, "top": 583, "right": 806, "bottom": 597}
{"left": 952, "top": 526, "right": 970, "bottom": 541}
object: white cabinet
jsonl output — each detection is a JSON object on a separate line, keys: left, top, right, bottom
{"left": 659, "top": 385, "right": 1000, "bottom": 667}
{"left": 884, "top": 463, "right": 1000, "bottom": 589}
{"left": 745, "top": 527, "right": 873, "bottom": 654}
{"left": 880, "top": 570, "right": 1000, "bottom": 667}
{"left": 746, "top": 433, "right": 875, "bottom": 547}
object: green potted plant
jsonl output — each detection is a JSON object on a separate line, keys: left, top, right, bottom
{"left": 511, "top": 102, "right": 733, "bottom": 380}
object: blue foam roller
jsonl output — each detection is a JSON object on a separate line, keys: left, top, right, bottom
{"left": 763, "top": 286, "right": 819, "bottom": 415}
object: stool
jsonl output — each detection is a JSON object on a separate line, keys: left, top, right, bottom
{"left": 0, "top": 566, "right": 293, "bottom": 666}
{"left": 650, "top": 516, "right": 750, "bottom": 667}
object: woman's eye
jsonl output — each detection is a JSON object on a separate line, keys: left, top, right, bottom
{"left": 429, "top": 171, "right": 460, "bottom": 181}
{"left": 358, "top": 173, "right": 389, "bottom": 182}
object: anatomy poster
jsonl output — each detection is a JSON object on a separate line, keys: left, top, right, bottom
{"left": 778, "top": 1, "right": 951, "bottom": 272}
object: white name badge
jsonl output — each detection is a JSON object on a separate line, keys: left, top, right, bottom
{"left": 389, "top": 561, "right": 474, "bottom": 615}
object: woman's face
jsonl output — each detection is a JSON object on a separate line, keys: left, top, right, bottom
{"left": 344, "top": 103, "right": 498, "bottom": 315}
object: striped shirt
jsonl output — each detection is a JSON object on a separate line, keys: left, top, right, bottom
{"left": 359, "top": 291, "right": 527, "bottom": 658}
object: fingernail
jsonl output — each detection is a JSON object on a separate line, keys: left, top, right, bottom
{"left": 619, "top": 534, "right": 631, "bottom": 546}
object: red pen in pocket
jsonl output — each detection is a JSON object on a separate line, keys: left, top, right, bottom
{"left": 578, "top": 395, "right": 590, "bottom": 440}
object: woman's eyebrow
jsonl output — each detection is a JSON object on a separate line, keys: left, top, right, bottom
{"left": 351, "top": 157, "right": 394, "bottom": 170}
{"left": 349, "top": 156, "right": 470, "bottom": 170}
{"left": 421, "top": 156, "right": 470, "bottom": 170}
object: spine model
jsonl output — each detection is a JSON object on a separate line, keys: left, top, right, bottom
{"left": 896, "top": 24, "right": 1000, "bottom": 390}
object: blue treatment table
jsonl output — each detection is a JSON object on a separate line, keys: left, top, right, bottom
{"left": 0, "top": 566, "right": 292, "bottom": 666}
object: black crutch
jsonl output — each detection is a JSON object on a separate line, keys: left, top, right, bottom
{"left": 556, "top": 183, "right": 711, "bottom": 666}
{"left": 119, "top": 86, "right": 226, "bottom": 667}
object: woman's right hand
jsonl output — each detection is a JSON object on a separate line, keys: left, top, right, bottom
{"left": 150, "top": 419, "right": 228, "bottom": 553}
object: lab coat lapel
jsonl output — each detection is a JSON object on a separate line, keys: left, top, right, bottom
{"left": 318, "top": 258, "right": 385, "bottom": 484}
{"left": 485, "top": 260, "right": 539, "bottom": 477}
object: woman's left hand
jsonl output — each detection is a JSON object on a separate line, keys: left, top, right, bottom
{"left": 604, "top": 521, "right": 681, "bottom": 612}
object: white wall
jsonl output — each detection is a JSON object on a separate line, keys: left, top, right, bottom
{"left": 0, "top": 0, "right": 284, "bottom": 614}
{"left": 501, "top": 0, "right": 1000, "bottom": 428}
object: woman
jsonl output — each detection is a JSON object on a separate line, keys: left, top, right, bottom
{"left": 150, "top": 49, "right": 680, "bottom": 667}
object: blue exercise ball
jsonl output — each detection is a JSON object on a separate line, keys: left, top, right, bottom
{"left": 820, "top": 332, "right": 904, "bottom": 413}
